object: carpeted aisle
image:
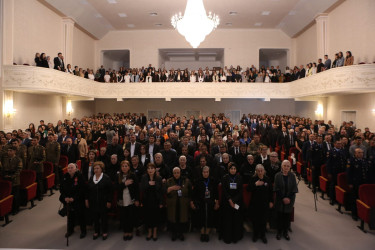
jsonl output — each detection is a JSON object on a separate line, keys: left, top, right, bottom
{"left": 0, "top": 178, "right": 374, "bottom": 250}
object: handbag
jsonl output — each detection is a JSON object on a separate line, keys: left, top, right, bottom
{"left": 58, "top": 203, "right": 67, "bottom": 217}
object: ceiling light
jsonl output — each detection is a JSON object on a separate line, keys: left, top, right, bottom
{"left": 171, "top": 0, "right": 219, "bottom": 48}
{"left": 127, "top": 24, "right": 135, "bottom": 28}
{"left": 149, "top": 13, "right": 158, "bottom": 16}
{"left": 261, "top": 11, "right": 271, "bottom": 16}
{"left": 289, "top": 10, "right": 296, "bottom": 15}
{"left": 229, "top": 11, "right": 238, "bottom": 16}
{"left": 95, "top": 13, "right": 102, "bottom": 18}
{"left": 225, "top": 23, "right": 232, "bottom": 26}
{"left": 155, "top": 23, "right": 163, "bottom": 26}
{"left": 254, "top": 22, "right": 262, "bottom": 26}
{"left": 118, "top": 13, "right": 127, "bottom": 17}
{"left": 107, "top": 0, "right": 117, "bottom": 4}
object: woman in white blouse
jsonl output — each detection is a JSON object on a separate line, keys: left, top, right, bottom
{"left": 65, "top": 64, "right": 74, "bottom": 74}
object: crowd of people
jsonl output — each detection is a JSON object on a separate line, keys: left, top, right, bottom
{"left": 31, "top": 50, "right": 355, "bottom": 83}
{"left": 1, "top": 112, "right": 374, "bottom": 244}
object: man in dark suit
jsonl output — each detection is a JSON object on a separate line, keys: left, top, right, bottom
{"left": 299, "top": 65, "right": 306, "bottom": 78}
{"left": 140, "top": 113, "right": 147, "bottom": 128}
{"left": 106, "top": 136, "right": 124, "bottom": 162}
{"left": 53, "top": 52, "right": 65, "bottom": 71}
{"left": 61, "top": 138, "right": 78, "bottom": 164}
{"left": 126, "top": 134, "right": 141, "bottom": 157}
{"left": 324, "top": 55, "right": 331, "bottom": 70}
{"left": 160, "top": 141, "right": 178, "bottom": 170}
{"left": 174, "top": 125, "right": 184, "bottom": 139}
{"left": 57, "top": 129, "right": 70, "bottom": 145}
{"left": 146, "top": 136, "right": 160, "bottom": 162}
{"left": 178, "top": 136, "right": 194, "bottom": 156}
{"left": 322, "top": 134, "right": 333, "bottom": 161}
{"left": 228, "top": 140, "right": 241, "bottom": 158}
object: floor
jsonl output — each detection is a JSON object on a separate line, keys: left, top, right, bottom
{"left": 0, "top": 179, "right": 374, "bottom": 250}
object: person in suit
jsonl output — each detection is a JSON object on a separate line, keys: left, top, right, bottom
{"left": 322, "top": 134, "right": 333, "bottom": 161}
{"left": 146, "top": 136, "right": 160, "bottom": 163}
{"left": 138, "top": 145, "right": 151, "bottom": 168}
{"left": 324, "top": 55, "right": 331, "bottom": 70}
{"left": 160, "top": 141, "right": 178, "bottom": 171}
{"left": 61, "top": 138, "right": 79, "bottom": 164}
{"left": 106, "top": 136, "right": 124, "bottom": 162}
{"left": 126, "top": 134, "right": 141, "bottom": 157}
{"left": 53, "top": 52, "right": 65, "bottom": 71}
{"left": 299, "top": 65, "right": 306, "bottom": 78}
{"left": 82, "top": 150, "right": 96, "bottom": 183}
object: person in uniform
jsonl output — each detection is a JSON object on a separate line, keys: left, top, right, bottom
{"left": 326, "top": 140, "right": 347, "bottom": 205}
{"left": 46, "top": 134, "right": 61, "bottom": 188}
{"left": 220, "top": 163, "right": 243, "bottom": 244}
{"left": 248, "top": 164, "right": 273, "bottom": 244}
{"left": 1, "top": 146, "right": 23, "bottom": 214}
{"left": 347, "top": 148, "right": 371, "bottom": 220}
{"left": 11, "top": 139, "right": 27, "bottom": 170}
{"left": 310, "top": 135, "right": 325, "bottom": 192}
{"left": 59, "top": 163, "right": 86, "bottom": 238}
{"left": 166, "top": 167, "right": 192, "bottom": 241}
{"left": 28, "top": 136, "right": 46, "bottom": 201}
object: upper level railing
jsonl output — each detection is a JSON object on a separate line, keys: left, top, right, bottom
{"left": 3, "top": 64, "right": 375, "bottom": 99}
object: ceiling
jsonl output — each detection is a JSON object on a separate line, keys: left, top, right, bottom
{"left": 43, "top": 0, "right": 342, "bottom": 39}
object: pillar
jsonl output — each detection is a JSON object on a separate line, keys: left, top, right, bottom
{"left": 62, "top": 17, "right": 75, "bottom": 67}
{"left": 315, "top": 13, "right": 329, "bottom": 60}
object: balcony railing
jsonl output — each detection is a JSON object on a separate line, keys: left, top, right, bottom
{"left": 3, "top": 64, "right": 375, "bottom": 100}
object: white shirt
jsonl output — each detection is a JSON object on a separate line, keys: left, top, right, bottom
{"left": 130, "top": 142, "right": 136, "bottom": 157}
{"left": 88, "top": 74, "right": 94, "bottom": 80}
{"left": 261, "top": 154, "right": 268, "bottom": 163}
{"left": 104, "top": 75, "right": 110, "bottom": 83}
{"left": 146, "top": 76, "right": 152, "bottom": 82}
{"left": 190, "top": 75, "right": 196, "bottom": 82}
{"left": 124, "top": 75, "right": 131, "bottom": 83}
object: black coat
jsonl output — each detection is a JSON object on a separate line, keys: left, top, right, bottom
{"left": 61, "top": 144, "right": 79, "bottom": 164}
{"left": 59, "top": 171, "right": 86, "bottom": 210}
{"left": 116, "top": 172, "right": 139, "bottom": 204}
{"left": 86, "top": 174, "right": 113, "bottom": 213}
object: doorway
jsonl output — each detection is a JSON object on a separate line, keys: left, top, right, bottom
{"left": 341, "top": 111, "right": 356, "bottom": 124}
{"left": 101, "top": 50, "right": 130, "bottom": 71}
{"left": 259, "top": 49, "right": 289, "bottom": 72}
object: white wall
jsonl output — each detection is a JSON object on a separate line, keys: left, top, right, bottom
{"left": 12, "top": 92, "right": 63, "bottom": 130}
{"left": 295, "top": 23, "right": 317, "bottom": 67}
{"left": 72, "top": 26, "right": 95, "bottom": 70}
{"left": 326, "top": 93, "right": 375, "bottom": 131}
{"left": 13, "top": 0, "right": 63, "bottom": 65}
{"left": 328, "top": 0, "right": 375, "bottom": 64}
{"left": 96, "top": 29, "right": 293, "bottom": 70}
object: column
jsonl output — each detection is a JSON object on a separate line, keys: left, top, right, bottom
{"left": 62, "top": 17, "right": 75, "bottom": 67}
{"left": 315, "top": 13, "right": 329, "bottom": 60}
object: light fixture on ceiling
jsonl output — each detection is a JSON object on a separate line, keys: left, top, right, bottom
{"left": 107, "top": 0, "right": 117, "bottom": 4}
{"left": 254, "top": 22, "right": 262, "bottom": 26}
{"left": 229, "top": 11, "right": 238, "bottom": 16}
{"left": 118, "top": 13, "right": 127, "bottom": 17}
{"left": 225, "top": 22, "right": 232, "bottom": 26}
{"left": 155, "top": 23, "right": 163, "bottom": 27}
{"left": 95, "top": 13, "right": 102, "bottom": 18}
{"left": 171, "top": 0, "right": 219, "bottom": 48}
{"left": 149, "top": 13, "right": 158, "bottom": 16}
{"left": 127, "top": 24, "right": 135, "bottom": 28}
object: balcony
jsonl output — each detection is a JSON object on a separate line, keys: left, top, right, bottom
{"left": 3, "top": 64, "right": 375, "bottom": 100}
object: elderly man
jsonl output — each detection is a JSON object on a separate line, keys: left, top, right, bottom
{"left": 267, "top": 151, "right": 281, "bottom": 185}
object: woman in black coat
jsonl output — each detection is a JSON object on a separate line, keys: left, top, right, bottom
{"left": 274, "top": 160, "right": 298, "bottom": 241}
{"left": 191, "top": 166, "right": 219, "bottom": 242}
{"left": 248, "top": 164, "right": 273, "bottom": 244}
{"left": 117, "top": 160, "right": 139, "bottom": 241}
{"left": 240, "top": 154, "right": 256, "bottom": 183}
{"left": 140, "top": 163, "right": 163, "bottom": 241}
{"left": 85, "top": 161, "right": 113, "bottom": 240}
{"left": 59, "top": 163, "right": 86, "bottom": 238}
{"left": 220, "top": 163, "right": 244, "bottom": 244}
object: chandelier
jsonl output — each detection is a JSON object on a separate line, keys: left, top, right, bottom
{"left": 171, "top": 0, "right": 219, "bottom": 48}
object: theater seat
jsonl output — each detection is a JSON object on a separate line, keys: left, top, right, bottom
{"left": 296, "top": 162, "right": 302, "bottom": 176}
{"left": 0, "top": 180, "right": 14, "bottom": 227}
{"left": 20, "top": 170, "right": 37, "bottom": 209}
{"left": 281, "top": 151, "right": 286, "bottom": 161}
{"left": 356, "top": 184, "right": 375, "bottom": 232}
{"left": 335, "top": 172, "right": 349, "bottom": 213}
{"left": 43, "top": 162, "right": 55, "bottom": 196}
{"left": 59, "top": 155, "right": 68, "bottom": 174}
{"left": 319, "top": 164, "right": 329, "bottom": 199}
{"left": 76, "top": 160, "right": 82, "bottom": 171}
{"left": 306, "top": 168, "right": 312, "bottom": 188}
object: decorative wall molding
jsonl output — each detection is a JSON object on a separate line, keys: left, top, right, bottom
{"left": 3, "top": 64, "right": 375, "bottom": 100}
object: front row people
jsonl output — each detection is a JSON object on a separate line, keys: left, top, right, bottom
{"left": 59, "top": 158, "right": 298, "bottom": 243}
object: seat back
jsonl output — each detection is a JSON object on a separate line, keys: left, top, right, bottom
{"left": 0, "top": 180, "right": 12, "bottom": 199}
{"left": 358, "top": 184, "right": 375, "bottom": 208}
{"left": 20, "top": 170, "right": 36, "bottom": 189}
{"left": 43, "top": 162, "right": 54, "bottom": 177}
{"left": 320, "top": 164, "right": 328, "bottom": 179}
{"left": 76, "top": 160, "right": 82, "bottom": 171}
{"left": 337, "top": 172, "right": 349, "bottom": 191}
{"left": 59, "top": 155, "right": 68, "bottom": 168}
{"left": 242, "top": 184, "right": 252, "bottom": 209}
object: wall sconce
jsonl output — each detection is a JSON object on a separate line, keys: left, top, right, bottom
{"left": 66, "top": 100, "right": 73, "bottom": 116}
{"left": 315, "top": 103, "right": 323, "bottom": 117}
{"left": 4, "top": 100, "right": 16, "bottom": 118}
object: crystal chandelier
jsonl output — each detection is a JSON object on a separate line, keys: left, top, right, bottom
{"left": 171, "top": 0, "right": 219, "bottom": 48}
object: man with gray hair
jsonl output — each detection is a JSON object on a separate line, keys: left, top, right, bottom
{"left": 267, "top": 151, "right": 280, "bottom": 184}
{"left": 178, "top": 155, "right": 192, "bottom": 180}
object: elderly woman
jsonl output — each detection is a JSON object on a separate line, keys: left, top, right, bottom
{"left": 220, "top": 163, "right": 243, "bottom": 244}
{"left": 248, "top": 164, "right": 273, "bottom": 244}
{"left": 140, "top": 163, "right": 163, "bottom": 241}
{"left": 240, "top": 154, "right": 256, "bottom": 183}
{"left": 166, "top": 167, "right": 192, "bottom": 241}
{"left": 85, "top": 161, "right": 113, "bottom": 240}
{"left": 191, "top": 166, "right": 219, "bottom": 242}
{"left": 274, "top": 160, "right": 298, "bottom": 241}
{"left": 117, "top": 160, "right": 139, "bottom": 241}
{"left": 60, "top": 163, "right": 86, "bottom": 238}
